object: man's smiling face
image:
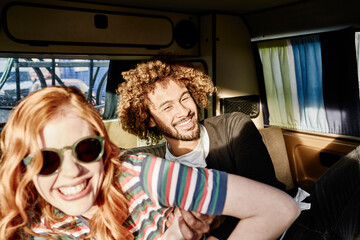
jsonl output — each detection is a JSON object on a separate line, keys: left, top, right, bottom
{"left": 147, "top": 79, "right": 200, "bottom": 141}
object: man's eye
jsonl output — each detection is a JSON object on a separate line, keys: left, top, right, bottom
{"left": 182, "top": 96, "right": 190, "bottom": 101}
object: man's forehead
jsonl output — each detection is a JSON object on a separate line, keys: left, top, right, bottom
{"left": 155, "top": 78, "right": 185, "bottom": 88}
{"left": 149, "top": 79, "right": 185, "bottom": 94}
{"left": 147, "top": 79, "right": 188, "bottom": 108}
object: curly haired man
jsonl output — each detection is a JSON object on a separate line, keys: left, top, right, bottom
{"left": 117, "top": 59, "right": 285, "bottom": 239}
{"left": 117, "top": 59, "right": 360, "bottom": 240}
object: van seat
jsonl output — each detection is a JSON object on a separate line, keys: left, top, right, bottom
{"left": 259, "top": 127, "right": 294, "bottom": 190}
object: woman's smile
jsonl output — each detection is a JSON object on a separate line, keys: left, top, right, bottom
{"left": 57, "top": 178, "right": 91, "bottom": 200}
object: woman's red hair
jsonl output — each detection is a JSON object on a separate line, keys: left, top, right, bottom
{"left": 0, "top": 86, "right": 133, "bottom": 240}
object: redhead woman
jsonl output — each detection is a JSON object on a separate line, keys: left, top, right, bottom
{"left": 0, "top": 86, "right": 299, "bottom": 240}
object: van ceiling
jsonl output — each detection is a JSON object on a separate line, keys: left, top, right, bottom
{"left": 73, "top": 0, "right": 300, "bottom": 15}
{"left": 63, "top": 0, "right": 360, "bottom": 40}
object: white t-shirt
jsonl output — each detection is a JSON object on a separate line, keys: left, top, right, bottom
{"left": 165, "top": 124, "right": 209, "bottom": 168}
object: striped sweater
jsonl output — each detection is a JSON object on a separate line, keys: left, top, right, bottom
{"left": 29, "top": 153, "right": 227, "bottom": 239}
{"left": 120, "top": 153, "right": 228, "bottom": 240}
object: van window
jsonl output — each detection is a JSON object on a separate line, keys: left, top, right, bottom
{"left": 0, "top": 58, "right": 109, "bottom": 123}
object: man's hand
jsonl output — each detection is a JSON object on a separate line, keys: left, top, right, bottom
{"left": 166, "top": 208, "right": 215, "bottom": 240}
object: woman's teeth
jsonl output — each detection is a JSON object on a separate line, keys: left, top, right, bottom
{"left": 59, "top": 181, "right": 87, "bottom": 195}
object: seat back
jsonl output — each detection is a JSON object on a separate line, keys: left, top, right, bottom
{"left": 259, "top": 127, "right": 294, "bottom": 190}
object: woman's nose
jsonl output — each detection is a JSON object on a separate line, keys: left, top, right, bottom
{"left": 60, "top": 150, "right": 83, "bottom": 177}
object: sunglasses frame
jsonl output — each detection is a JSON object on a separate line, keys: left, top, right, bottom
{"left": 23, "top": 136, "right": 105, "bottom": 176}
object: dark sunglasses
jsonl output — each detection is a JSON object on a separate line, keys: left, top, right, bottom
{"left": 23, "top": 136, "right": 104, "bottom": 176}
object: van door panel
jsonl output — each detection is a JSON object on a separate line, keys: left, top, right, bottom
{"left": 283, "top": 131, "right": 359, "bottom": 187}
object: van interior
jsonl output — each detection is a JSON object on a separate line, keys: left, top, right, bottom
{"left": 0, "top": 0, "right": 359, "bottom": 190}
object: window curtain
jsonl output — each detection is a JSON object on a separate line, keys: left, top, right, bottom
{"left": 257, "top": 40, "right": 299, "bottom": 129}
{"left": 291, "top": 35, "right": 329, "bottom": 132}
{"left": 257, "top": 36, "right": 327, "bottom": 132}
{"left": 257, "top": 29, "right": 360, "bottom": 137}
{"left": 356, "top": 32, "right": 360, "bottom": 97}
{"left": 320, "top": 29, "right": 360, "bottom": 136}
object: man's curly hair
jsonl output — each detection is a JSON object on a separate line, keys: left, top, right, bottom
{"left": 117, "top": 59, "right": 216, "bottom": 144}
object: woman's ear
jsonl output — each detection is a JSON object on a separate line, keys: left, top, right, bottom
{"left": 149, "top": 117, "right": 156, "bottom": 127}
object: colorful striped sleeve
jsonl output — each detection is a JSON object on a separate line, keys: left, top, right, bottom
{"left": 140, "top": 153, "right": 227, "bottom": 215}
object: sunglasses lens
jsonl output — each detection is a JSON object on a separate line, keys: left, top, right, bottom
{"left": 75, "top": 138, "right": 102, "bottom": 163}
{"left": 40, "top": 150, "right": 61, "bottom": 175}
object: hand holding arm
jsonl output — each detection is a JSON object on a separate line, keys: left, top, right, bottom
{"left": 162, "top": 209, "right": 184, "bottom": 240}
{"left": 165, "top": 208, "right": 215, "bottom": 240}
{"left": 178, "top": 209, "right": 215, "bottom": 240}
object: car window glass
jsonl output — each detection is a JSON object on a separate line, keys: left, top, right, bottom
{"left": 0, "top": 58, "right": 109, "bottom": 124}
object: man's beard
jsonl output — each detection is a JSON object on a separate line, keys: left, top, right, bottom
{"left": 153, "top": 114, "right": 200, "bottom": 141}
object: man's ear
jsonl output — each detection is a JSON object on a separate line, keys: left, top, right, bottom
{"left": 149, "top": 117, "right": 156, "bottom": 127}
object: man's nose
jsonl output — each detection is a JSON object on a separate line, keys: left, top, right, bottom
{"left": 176, "top": 102, "right": 190, "bottom": 117}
